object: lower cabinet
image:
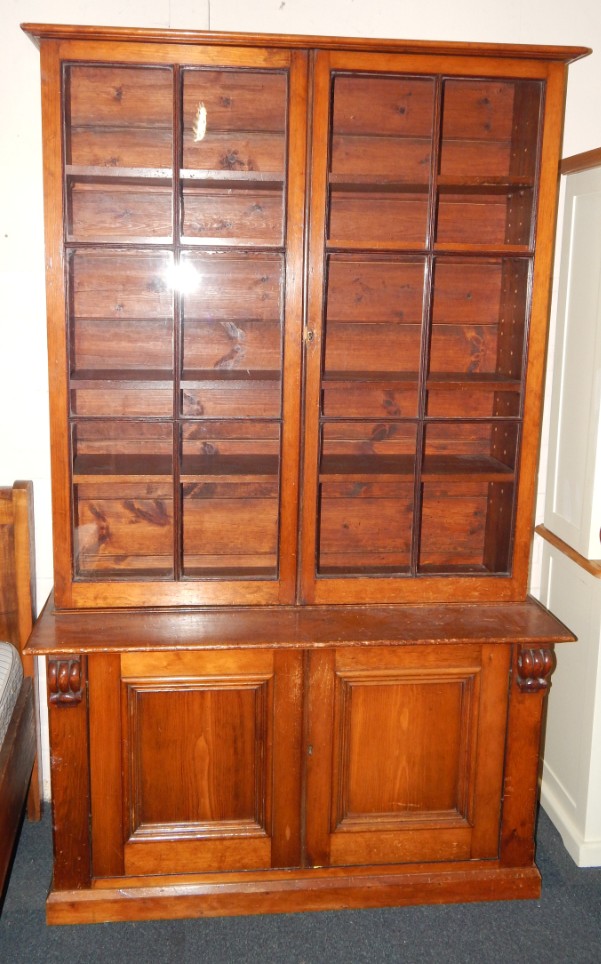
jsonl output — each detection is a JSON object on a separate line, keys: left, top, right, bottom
{"left": 34, "top": 601, "right": 571, "bottom": 923}
{"left": 87, "top": 644, "right": 509, "bottom": 881}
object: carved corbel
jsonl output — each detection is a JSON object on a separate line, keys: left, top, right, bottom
{"left": 48, "top": 656, "right": 86, "bottom": 705}
{"left": 516, "top": 647, "right": 556, "bottom": 693}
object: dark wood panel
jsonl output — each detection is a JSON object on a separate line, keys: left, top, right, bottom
{"left": 183, "top": 495, "right": 279, "bottom": 562}
{"left": 68, "top": 182, "right": 173, "bottom": 240}
{"left": 426, "top": 387, "right": 520, "bottom": 418}
{"left": 71, "top": 386, "right": 174, "bottom": 418}
{"left": 70, "top": 250, "right": 174, "bottom": 320}
{"left": 182, "top": 381, "right": 281, "bottom": 418}
{"left": 182, "top": 189, "right": 283, "bottom": 243}
{"left": 322, "top": 382, "right": 418, "bottom": 418}
{"left": 329, "top": 195, "right": 428, "bottom": 244}
{"left": 69, "top": 128, "right": 173, "bottom": 168}
{"left": 326, "top": 257, "right": 426, "bottom": 323}
{"left": 429, "top": 325, "right": 500, "bottom": 374}
{"left": 419, "top": 483, "right": 488, "bottom": 568}
{"left": 128, "top": 686, "right": 264, "bottom": 826}
{"left": 72, "top": 317, "right": 173, "bottom": 372}
{"left": 68, "top": 65, "right": 173, "bottom": 129}
{"left": 74, "top": 494, "right": 174, "bottom": 575}
{"left": 431, "top": 261, "right": 504, "bottom": 324}
{"left": 182, "top": 254, "right": 283, "bottom": 320}
{"left": 436, "top": 196, "right": 514, "bottom": 246}
{"left": 184, "top": 132, "right": 285, "bottom": 174}
{"left": 318, "top": 487, "right": 413, "bottom": 570}
{"left": 442, "top": 79, "right": 516, "bottom": 142}
{"left": 324, "top": 322, "right": 422, "bottom": 372}
{"left": 322, "top": 420, "right": 418, "bottom": 456}
{"left": 182, "top": 69, "right": 287, "bottom": 143}
{"left": 331, "top": 136, "right": 431, "bottom": 178}
{"left": 183, "top": 320, "right": 282, "bottom": 371}
{"left": 332, "top": 75, "right": 435, "bottom": 137}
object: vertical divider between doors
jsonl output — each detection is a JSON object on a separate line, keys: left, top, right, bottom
{"left": 410, "top": 75, "right": 444, "bottom": 575}
{"left": 278, "top": 49, "right": 310, "bottom": 604}
{"left": 172, "top": 64, "right": 183, "bottom": 581}
{"left": 297, "top": 50, "right": 331, "bottom": 603}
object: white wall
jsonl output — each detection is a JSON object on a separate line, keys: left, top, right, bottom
{"left": 2, "top": 0, "right": 600, "bottom": 798}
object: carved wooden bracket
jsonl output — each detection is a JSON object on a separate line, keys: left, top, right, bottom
{"left": 516, "top": 647, "right": 556, "bottom": 693}
{"left": 48, "top": 657, "right": 86, "bottom": 705}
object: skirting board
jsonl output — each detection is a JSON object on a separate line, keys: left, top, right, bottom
{"left": 540, "top": 786, "right": 601, "bottom": 868}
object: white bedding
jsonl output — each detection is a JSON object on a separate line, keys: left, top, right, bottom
{"left": 0, "top": 642, "right": 23, "bottom": 748}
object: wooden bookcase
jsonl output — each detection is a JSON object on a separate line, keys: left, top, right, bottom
{"left": 23, "top": 23, "right": 588, "bottom": 923}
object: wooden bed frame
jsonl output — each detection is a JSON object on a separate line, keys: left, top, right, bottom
{"left": 0, "top": 481, "right": 41, "bottom": 903}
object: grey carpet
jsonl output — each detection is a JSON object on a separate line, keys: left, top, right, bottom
{"left": 1, "top": 807, "right": 600, "bottom": 963}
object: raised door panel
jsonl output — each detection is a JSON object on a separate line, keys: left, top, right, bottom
{"left": 88, "top": 649, "right": 302, "bottom": 877}
{"left": 305, "top": 644, "right": 510, "bottom": 867}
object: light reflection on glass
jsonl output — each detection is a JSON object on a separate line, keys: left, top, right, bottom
{"left": 166, "top": 261, "right": 200, "bottom": 294}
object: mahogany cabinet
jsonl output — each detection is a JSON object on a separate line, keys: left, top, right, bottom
{"left": 23, "top": 22, "right": 587, "bottom": 923}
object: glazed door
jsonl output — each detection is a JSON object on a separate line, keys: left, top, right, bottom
{"left": 300, "top": 50, "right": 553, "bottom": 604}
{"left": 45, "top": 41, "right": 308, "bottom": 608}
{"left": 87, "top": 649, "right": 303, "bottom": 877}
{"left": 305, "top": 644, "right": 510, "bottom": 867}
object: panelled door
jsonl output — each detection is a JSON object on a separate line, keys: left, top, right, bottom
{"left": 46, "top": 40, "right": 308, "bottom": 608}
{"left": 87, "top": 649, "right": 303, "bottom": 878}
{"left": 304, "top": 644, "right": 511, "bottom": 867}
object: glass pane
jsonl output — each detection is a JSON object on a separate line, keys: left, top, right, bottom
{"left": 181, "top": 251, "right": 283, "bottom": 417}
{"left": 66, "top": 66, "right": 174, "bottom": 169}
{"left": 437, "top": 80, "right": 542, "bottom": 247}
{"left": 181, "top": 69, "right": 287, "bottom": 244}
{"left": 71, "top": 420, "right": 174, "bottom": 578}
{"left": 68, "top": 249, "right": 174, "bottom": 418}
{"left": 419, "top": 480, "right": 514, "bottom": 574}
{"left": 427, "top": 257, "right": 528, "bottom": 417}
{"left": 181, "top": 421, "right": 280, "bottom": 578}
{"left": 65, "top": 66, "right": 174, "bottom": 243}
{"left": 317, "top": 421, "right": 417, "bottom": 575}
{"left": 322, "top": 255, "right": 425, "bottom": 418}
{"left": 328, "top": 75, "right": 435, "bottom": 246}
{"left": 418, "top": 420, "right": 518, "bottom": 574}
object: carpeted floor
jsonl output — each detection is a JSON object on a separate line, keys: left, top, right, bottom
{"left": 1, "top": 807, "right": 600, "bottom": 963}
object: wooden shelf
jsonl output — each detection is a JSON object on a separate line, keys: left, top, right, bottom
{"left": 319, "top": 453, "right": 514, "bottom": 482}
{"left": 320, "top": 454, "right": 415, "bottom": 481}
{"left": 180, "top": 454, "right": 279, "bottom": 481}
{"left": 433, "top": 242, "right": 532, "bottom": 255}
{"left": 66, "top": 165, "right": 172, "bottom": 184}
{"left": 422, "top": 455, "right": 514, "bottom": 481}
{"left": 426, "top": 374, "right": 522, "bottom": 391}
{"left": 71, "top": 370, "right": 173, "bottom": 389}
{"left": 326, "top": 240, "right": 428, "bottom": 253}
{"left": 329, "top": 173, "right": 429, "bottom": 193}
{"left": 181, "top": 369, "right": 281, "bottom": 386}
{"left": 437, "top": 176, "right": 534, "bottom": 193}
{"left": 322, "top": 371, "right": 419, "bottom": 384}
{"left": 181, "top": 169, "right": 284, "bottom": 190}
{"left": 182, "top": 566, "right": 276, "bottom": 578}
{"left": 72, "top": 454, "right": 172, "bottom": 482}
